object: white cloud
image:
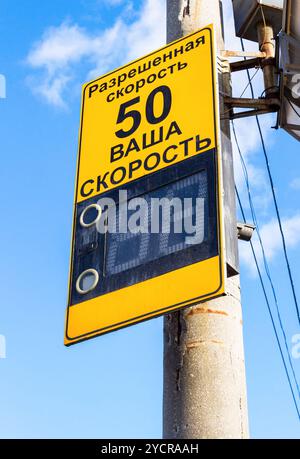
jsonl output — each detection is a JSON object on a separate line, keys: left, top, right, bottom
{"left": 34, "top": 74, "right": 71, "bottom": 108}
{"left": 26, "top": 0, "right": 165, "bottom": 107}
{"left": 239, "top": 214, "right": 300, "bottom": 274}
{"left": 27, "top": 23, "right": 92, "bottom": 71}
{"left": 290, "top": 178, "right": 300, "bottom": 190}
{"left": 261, "top": 215, "right": 300, "bottom": 258}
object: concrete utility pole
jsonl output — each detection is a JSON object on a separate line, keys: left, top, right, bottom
{"left": 163, "top": 0, "right": 249, "bottom": 439}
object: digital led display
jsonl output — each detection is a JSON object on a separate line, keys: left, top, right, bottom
{"left": 105, "top": 171, "right": 208, "bottom": 276}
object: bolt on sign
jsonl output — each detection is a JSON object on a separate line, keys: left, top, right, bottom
{"left": 65, "top": 25, "right": 226, "bottom": 346}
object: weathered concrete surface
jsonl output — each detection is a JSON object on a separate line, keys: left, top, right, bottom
{"left": 163, "top": 0, "right": 249, "bottom": 439}
{"left": 163, "top": 276, "right": 249, "bottom": 438}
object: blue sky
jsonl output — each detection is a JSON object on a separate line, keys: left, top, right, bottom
{"left": 0, "top": 0, "right": 300, "bottom": 439}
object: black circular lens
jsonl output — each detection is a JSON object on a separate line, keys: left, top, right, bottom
{"left": 83, "top": 206, "right": 98, "bottom": 225}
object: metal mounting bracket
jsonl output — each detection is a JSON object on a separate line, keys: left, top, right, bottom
{"left": 224, "top": 96, "right": 281, "bottom": 120}
{"left": 222, "top": 50, "right": 266, "bottom": 59}
{"left": 220, "top": 50, "right": 267, "bottom": 73}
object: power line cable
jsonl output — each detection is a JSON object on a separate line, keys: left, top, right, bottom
{"left": 221, "top": 68, "right": 259, "bottom": 119}
{"left": 240, "top": 68, "right": 260, "bottom": 98}
{"left": 235, "top": 187, "right": 300, "bottom": 421}
{"left": 241, "top": 38, "right": 300, "bottom": 328}
{"left": 232, "top": 121, "right": 300, "bottom": 404}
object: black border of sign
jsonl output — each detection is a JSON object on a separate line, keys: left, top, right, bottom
{"left": 65, "top": 26, "right": 222, "bottom": 345}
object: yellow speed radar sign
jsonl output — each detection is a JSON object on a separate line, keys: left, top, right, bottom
{"left": 65, "top": 25, "right": 225, "bottom": 346}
